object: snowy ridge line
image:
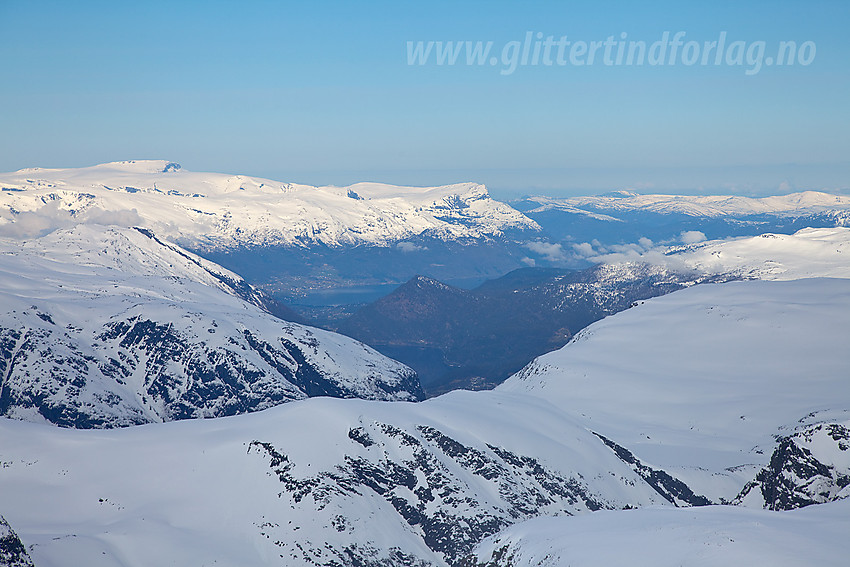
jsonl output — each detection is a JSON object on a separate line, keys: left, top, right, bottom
{"left": 500, "top": 278, "right": 850, "bottom": 482}
{"left": 575, "top": 227, "right": 850, "bottom": 281}
{"left": 1, "top": 279, "right": 848, "bottom": 566}
{"left": 0, "top": 160, "right": 540, "bottom": 248}
{"left": 0, "top": 223, "right": 285, "bottom": 316}
{"left": 0, "top": 225, "right": 422, "bottom": 428}
{"left": 663, "top": 227, "right": 850, "bottom": 280}
{"left": 522, "top": 190, "right": 850, "bottom": 219}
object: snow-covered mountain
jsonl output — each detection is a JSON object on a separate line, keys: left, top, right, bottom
{"left": 1, "top": 166, "right": 849, "bottom": 564}
{"left": 0, "top": 225, "right": 421, "bottom": 428}
{"left": 576, "top": 226, "right": 850, "bottom": 281}
{"left": 0, "top": 160, "right": 539, "bottom": 248}
{"left": 1, "top": 278, "right": 848, "bottom": 566}
{"left": 525, "top": 190, "right": 850, "bottom": 220}
{"left": 500, "top": 278, "right": 850, "bottom": 499}
{"left": 0, "top": 390, "right": 686, "bottom": 567}
{"left": 470, "top": 498, "right": 850, "bottom": 567}
{"left": 662, "top": 226, "right": 850, "bottom": 280}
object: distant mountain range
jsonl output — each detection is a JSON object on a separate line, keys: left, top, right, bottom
{"left": 4, "top": 162, "right": 849, "bottom": 300}
{"left": 514, "top": 191, "right": 850, "bottom": 252}
{"left": 524, "top": 190, "right": 850, "bottom": 218}
{"left": 0, "top": 160, "right": 549, "bottom": 300}
{"left": 3, "top": 162, "right": 845, "bottom": 252}
{"left": 0, "top": 160, "right": 538, "bottom": 248}
{"left": 0, "top": 225, "right": 421, "bottom": 428}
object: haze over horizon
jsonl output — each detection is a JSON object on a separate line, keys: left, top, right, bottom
{"left": 1, "top": 1, "right": 847, "bottom": 198}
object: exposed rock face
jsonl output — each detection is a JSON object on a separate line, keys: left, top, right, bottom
{"left": 592, "top": 432, "right": 711, "bottom": 507}
{"left": 0, "top": 516, "right": 34, "bottom": 567}
{"left": 0, "top": 314, "right": 420, "bottom": 428}
{"left": 0, "top": 226, "right": 422, "bottom": 428}
{"left": 736, "top": 421, "right": 850, "bottom": 510}
{"left": 248, "top": 420, "right": 623, "bottom": 566}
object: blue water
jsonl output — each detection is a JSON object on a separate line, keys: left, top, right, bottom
{"left": 296, "top": 284, "right": 402, "bottom": 306}
{"left": 293, "top": 276, "right": 489, "bottom": 306}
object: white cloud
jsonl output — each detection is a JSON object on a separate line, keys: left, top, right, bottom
{"left": 520, "top": 256, "right": 536, "bottom": 267}
{"left": 563, "top": 234, "right": 683, "bottom": 270}
{"left": 589, "top": 249, "right": 664, "bottom": 265}
{"left": 0, "top": 211, "right": 65, "bottom": 238}
{"left": 0, "top": 202, "right": 73, "bottom": 238}
{"left": 572, "top": 242, "right": 596, "bottom": 257}
{"left": 573, "top": 237, "right": 654, "bottom": 260}
{"left": 85, "top": 207, "right": 143, "bottom": 227}
{"left": 396, "top": 241, "right": 427, "bottom": 253}
{"left": 524, "top": 241, "right": 566, "bottom": 262}
{"left": 0, "top": 203, "right": 144, "bottom": 239}
{"left": 681, "top": 230, "right": 707, "bottom": 244}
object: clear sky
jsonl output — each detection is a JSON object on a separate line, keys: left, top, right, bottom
{"left": 1, "top": 0, "right": 848, "bottom": 198}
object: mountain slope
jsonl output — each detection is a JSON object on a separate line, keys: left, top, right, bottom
{"left": 0, "top": 278, "right": 848, "bottom": 566}
{"left": 0, "top": 225, "right": 421, "bottom": 428}
{"left": 337, "top": 265, "right": 712, "bottom": 394}
{"left": 0, "top": 160, "right": 538, "bottom": 248}
{"left": 469, "top": 499, "right": 850, "bottom": 567}
{"left": 0, "top": 516, "right": 34, "bottom": 567}
{"left": 0, "top": 393, "right": 685, "bottom": 567}
{"left": 663, "top": 226, "right": 850, "bottom": 280}
{"left": 500, "top": 278, "right": 850, "bottom": 495}
{"left": 336, "top": 228, "right": 850, "bottom": 394}
{"left": 734, "top": 421, "right": 850, "bottom": 510}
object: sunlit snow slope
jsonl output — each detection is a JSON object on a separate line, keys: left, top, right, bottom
{"left": 501, "top": 279, "right": 850, "bottom": 499}
{"left": 663, "top": 227, "right": 850, "bottom": 280}
{"left": 471, "top": 499, "right": 850, "bottom": 567}
{"left": 0, "top": 225, "right": 421, "bottom": 427}
{"left": 0, "top": 160, "right": 538, "bottom": 247}
{"left": 0, "top": 278, "right": 848, "bottom": 566}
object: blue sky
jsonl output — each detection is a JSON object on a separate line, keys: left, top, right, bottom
{"left": 1, "top": 0, "right": 848, "bottom": 198}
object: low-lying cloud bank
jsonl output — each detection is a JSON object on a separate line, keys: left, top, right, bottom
{"left": 570, "top": 231, "right": 706, "bottom": 264}
{"left": 0, "top": 203, "right": 143, "bottom": 238}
